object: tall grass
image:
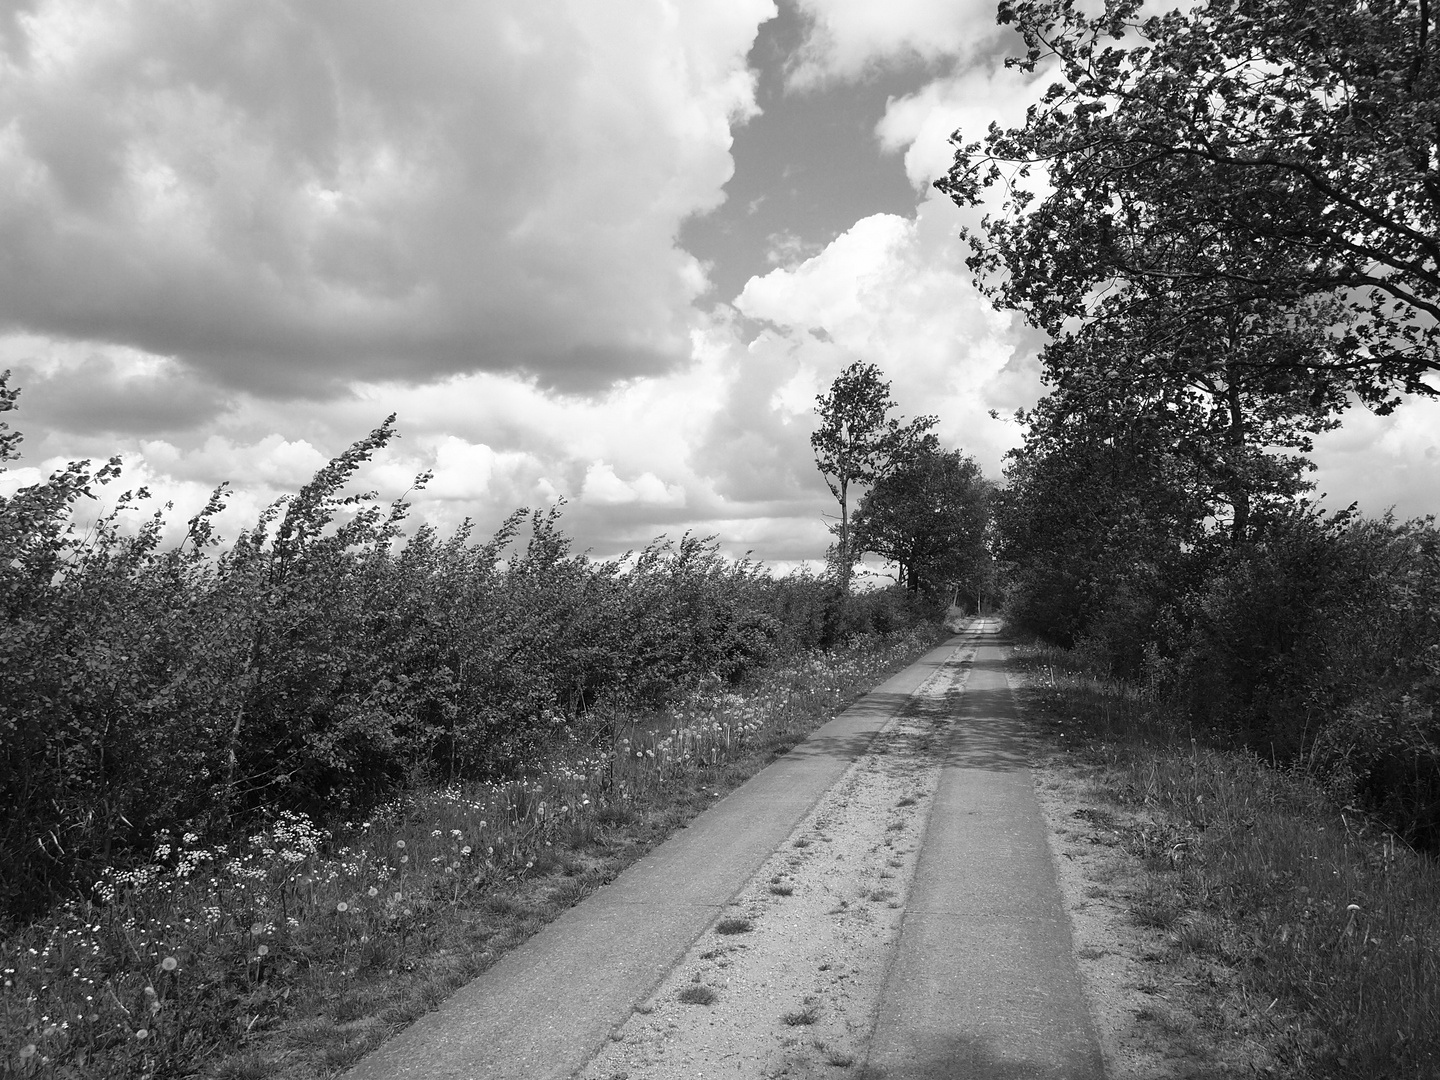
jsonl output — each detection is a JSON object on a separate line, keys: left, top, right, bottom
{"left": 1018, "top": 641, "right": 1440, "bottom": 1079}
{"left": 1, "top": 627, "right": 935, "bottom": 1079}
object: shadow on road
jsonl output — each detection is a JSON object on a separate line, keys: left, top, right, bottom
{"left": 860, "top": 1028, "right": 1102, "bottom": 1080}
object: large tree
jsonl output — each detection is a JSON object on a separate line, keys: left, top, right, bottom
{"left": 938, "top": 0, "right": 1440, "bottom": 407}
{"left": 852, "top": 447, "right": 991, "bottom": 598}
{"left": 810, "top": 362, "right": 936, "bottom": 592}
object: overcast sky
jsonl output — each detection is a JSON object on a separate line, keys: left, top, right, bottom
{"left": 1, "top": 0, "right": 1436, "bottom": 567}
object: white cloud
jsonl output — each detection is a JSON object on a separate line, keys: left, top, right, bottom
{"left": 788, "top": 0, "right": 1005, "bottom": 87}
{"left": 0, "top": 0, "right": 775, "bottom": 393}
{"left": 1310, "top": 397, "right": 1440, "bottom": 520}
{"left": 581, "top": 461, "right": 686, "bottom": 507}
{"left": 733, "top": 203, "right": 1039, "bottom": 479}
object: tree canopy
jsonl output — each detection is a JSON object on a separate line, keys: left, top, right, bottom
{"left": 938, "top": 0, "right": 1440, "bottom": 408}
{"left": 852, "top": 447, "right": 992, "bottom": 598}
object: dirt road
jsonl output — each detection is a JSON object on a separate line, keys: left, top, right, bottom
{"left": 346, "top": 621, "right": 1104, "bottom": 1080}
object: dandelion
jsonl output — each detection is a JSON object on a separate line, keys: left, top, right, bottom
{"left": 368, "top": 886, "right": 379, "bottom": 897}
{"left": 18, "top": 1045, "right": 36, "bottom": 1060}
{"left": 256, "top": 945, "right": 269, "bottom": 957}
{"left": 336, "top": 901, "right": 349, "bottom": 913}
{"left": 399, "top": 855, "right": 409, "bottom": 864}
{"left": 461, "top": 845, "right": 472, "bottom": 856}
{"left": 135, "top": 1029, "right": 149, "bottom": 1041}
{"left": 249, "top": 922, "right": 264, "bottom": 936}
{"left": 395, "top": 840, "right": 406, "bottom": 850}
{"left": 161, "top": 956, "right": 178, "bottom": 972}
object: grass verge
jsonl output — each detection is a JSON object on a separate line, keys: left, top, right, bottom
{"left": 2, "top": 627, "right": 942, "bottom": 1079}
{"left": 1014, "top": 640, "right": 1440, "bottom": 1079}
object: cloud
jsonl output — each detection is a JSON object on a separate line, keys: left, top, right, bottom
{"left": 581, "top": 461, "right": 686, "bottom": 507}
{"left": 8, "top": 351, "right": 229, "bottom": 435}
{"left": 0, "top": 0, "right": 774, "bottom": 394}
{"left": 1310, "top": 397, "right": 1440, "bottom": 520}
{"left": 787, "top": 0, "right": 1007, "bottom": 87}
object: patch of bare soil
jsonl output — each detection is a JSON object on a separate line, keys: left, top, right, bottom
{"left": 1030, "top": 750, "right": 1289, "bottom": 1078}
{"left": 577, "top": 643, "right": 976, "bottom": 1080}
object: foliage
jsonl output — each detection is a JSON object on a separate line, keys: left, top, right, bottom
{"left": 0, "top": 388, "right": 937, "bottom": 927}
{"left": 0, "top": 629, "right": 936, "bottom": 1080}
{"left": 851, "top": 446, "right": 991, "bottom": 598}
{"left": 810, "top": 362, "right": 937, "bottom": 592}
{"left": 1019, "top": 643, "right": 1440, "bottom": 1079}
{"left": 939, "top": 0, "right": 1440, "bottom": 406}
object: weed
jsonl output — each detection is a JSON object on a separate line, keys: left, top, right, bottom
{"left": 782, "top": 1001, "right": 820, "bottom": 1025}
{"left": 715, "top": 916, "right": 754, "bottom": 935}
{"left": 769, "top": 884, "right": 795, "bottom": 896}
{"left": 677, "top": 985, "right": 717, "bottom": 1006}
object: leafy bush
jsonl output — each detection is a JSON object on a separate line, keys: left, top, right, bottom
{"left": 0, "top": 375, "right": 937, "bottom": 924}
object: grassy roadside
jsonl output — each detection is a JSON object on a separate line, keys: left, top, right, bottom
{"left": 2, "top": 626, "right": 944, "bottom": 1080}
{"left": 1012, "top": 640, "right": 1440, "bottom": 1080}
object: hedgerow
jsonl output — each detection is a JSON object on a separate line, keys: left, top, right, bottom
{"left": 0, "top": 381, "right": 931, "bottom": 926}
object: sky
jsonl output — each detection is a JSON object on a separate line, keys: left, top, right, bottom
{"left": 1, "top": 0, "right": 1437, "bottom": 570}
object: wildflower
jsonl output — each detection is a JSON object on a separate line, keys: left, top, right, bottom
{"left": 368, "top": 886, "right": 379, "bottom": 897}
{"left": 144, "top": 986, "right": 157, "bottom": 997}
{"left": 18, "top": 1045, "right": 36, "bottom": 1060}
{"left": 399, "top": 855, "right": 409, "bottom": 865}
{"left": 161, "top": 956, "right": 178, "bottom": 972}
{"left": 256, "top": 945, "right": 269, "bottom": 957}
{"left": 336, "top": 902, "right": 349, "bottom": 913}
{"left": 395, "top": 840, "right": 406, "bottom": 850}
{"left": 249, "top": 922, "right": 264, "bottom": 936}
{"left": 135, "top": 1029, "right": 149, "bottom": 1041}
{"left": 431, "top": 830, "right": 442, "bottom": 838}
{"left": 460, "top": 845, "right": 472, "bottom": 857}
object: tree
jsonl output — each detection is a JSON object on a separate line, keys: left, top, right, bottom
{"left": 852, "top": 447, "right": 991, "bottom": 598}
{"left": 1037, "top": 285, "right": 1346, "bottom": 543}
{"left": 938, "top": 0, "right": 1440, "bottom": 407}
{"left": 810, "top": 362, "right": 936, "bottom": 591}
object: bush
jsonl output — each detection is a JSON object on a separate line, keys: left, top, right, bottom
{"left": 0, "top": 382, "right": 937, "bottom": 924}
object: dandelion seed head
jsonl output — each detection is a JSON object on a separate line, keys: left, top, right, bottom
{"left": 336, "top": 901, "right": 349, "bottom": 913}
{"left": 161, "top": 956, "right": 178, "bottom": 971}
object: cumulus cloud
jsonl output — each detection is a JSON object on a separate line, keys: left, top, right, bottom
{"left": 787, "top": 0, "right": 1008, "bottom": 86}
{"left": 0, "top": 0, "right": 773, "bottom": 394}
{"left": 1310, "top": 397, "right": 1440, "bottom": 520}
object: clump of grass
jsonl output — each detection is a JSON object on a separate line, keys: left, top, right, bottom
{"left": 896, "top": 796, "right": 918, "bottom": 807}
{"left": 715, "top": 916, "right": 754, "bottom": 935}
{"left": 783, "top": 1001, "right": 820, "bottom": 1025}
{"left": 769, "top": 883, "right": 795, "bottom": 896}
{"left": 677, "top": 985, "right": 717, "bottom": 1006}
{"left": 814, "top": 1040, "right": 855, "bottom": 1067}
